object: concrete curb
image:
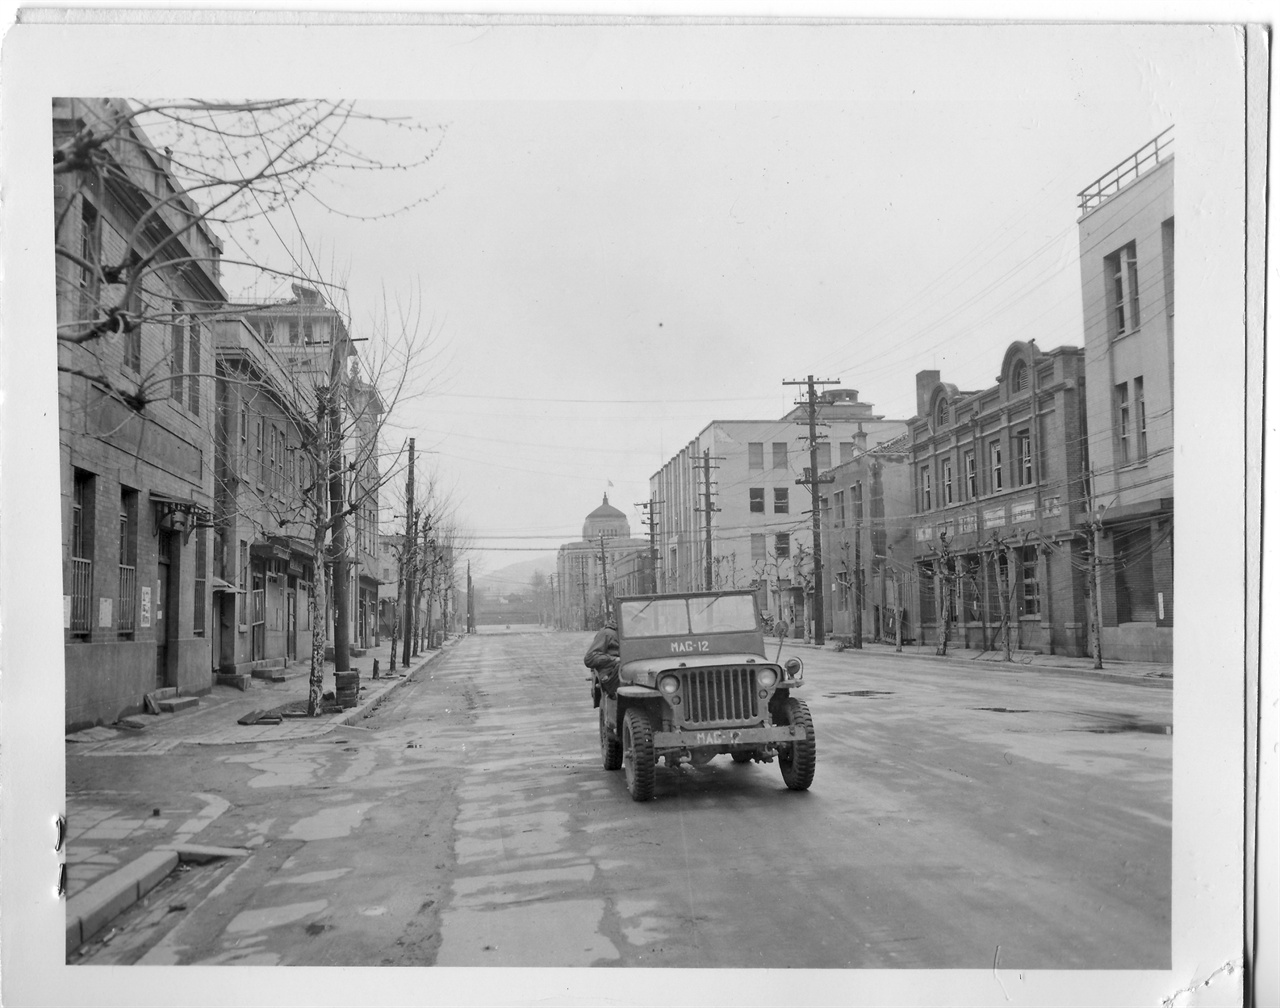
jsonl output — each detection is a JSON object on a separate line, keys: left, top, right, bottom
{"left": 66, "top": 849, "right": 177, "bottom": 956}
{"left": 66, "top": 642, "right": 461, "bottom": 957}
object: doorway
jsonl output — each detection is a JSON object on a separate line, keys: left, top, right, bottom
{"left": 155, "top": 529, "right": 175, "bottom": 688}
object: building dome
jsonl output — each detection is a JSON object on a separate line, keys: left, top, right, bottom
{"left": 583, "top": 494, "right": 630, "bottom": 540}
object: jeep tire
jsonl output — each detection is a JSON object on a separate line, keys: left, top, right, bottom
{"left": 601, "top": 704, "right": 622, "bottom": 771}
{"left": 776, "top": 697, "right": 816, "bottom": 791}
{"left": 622, "top": 707, "right": 657, "bottom": 802}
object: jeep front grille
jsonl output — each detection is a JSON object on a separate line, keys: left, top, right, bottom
{"left": 680, "top": 666, "right": 760, "bottom": 726}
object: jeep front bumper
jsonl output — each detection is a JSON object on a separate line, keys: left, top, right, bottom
{"left": 652, "top": 723, "right": 807, "bottom": 749}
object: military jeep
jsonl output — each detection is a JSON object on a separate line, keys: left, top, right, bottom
{"left": 593, "top": 589, "right": 816, "bottom": 802}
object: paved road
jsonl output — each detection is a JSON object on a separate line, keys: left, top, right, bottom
{"left": 74, "top": 629, "right": 1170, "bottom": 969}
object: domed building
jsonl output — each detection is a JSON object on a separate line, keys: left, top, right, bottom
{"left": 556, "top": 494, "right": 651, "bottom": 629}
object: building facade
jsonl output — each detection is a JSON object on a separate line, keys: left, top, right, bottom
{"left": 57, "top": 98, "right": 227, "bottom": 729}
{"left": 212, "top": 316, "right": 320, "bottom": 680}
{"left": 556, "top": 495, "right": 649, "bottom": 629}
{"left": 819, "top": 433, "right": 914, "bottom": 642}
{"left": 650, "top": 390, "right": 908, "bottom": 637}
{"left": 907, "top": 342, "right": 1092, "bottom": 656}
{"left": 1076, "top": 130, "right": 1174, "bottom": 662}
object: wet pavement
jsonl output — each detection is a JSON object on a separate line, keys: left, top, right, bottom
{"left": 66, "top": 629, "right": 1171, "bottom": 970}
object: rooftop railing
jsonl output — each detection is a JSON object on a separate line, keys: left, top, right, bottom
{"left": 1077, "top": 127, "right": 1174, "bottom": 215}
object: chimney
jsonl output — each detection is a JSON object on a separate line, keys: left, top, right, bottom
{"left": 915, "top": 370, "right": 941, "bottom": 417}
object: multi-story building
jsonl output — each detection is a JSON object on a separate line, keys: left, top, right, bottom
{"left": 212, "top": 315, "right": 320, "bottom": 681}
{"left": 907, "top": 342, "right": 1092, "bottom": 656}
{"left": 226, "top": 285, "right": 380, "bottom": 657}
{"left": 56, "top": 98, "right": 226, "bottom": 729}
{"left": 651, "top": 390, "right": 908, "bottom": 636}
{"left": 819, "top": 432, "right": 913, "bottom": 642}
{"left": 1076, "top": 129, "right": 1174, "bottom": 662}
{"left": 556, "top": 495, "right": 649, "bottom": 630}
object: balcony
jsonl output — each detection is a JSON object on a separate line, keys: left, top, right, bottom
{"left": 1078, "top": 127, "right": 1173, "bottom": 215}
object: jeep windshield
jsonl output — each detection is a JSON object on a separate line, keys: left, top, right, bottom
{"left": 620, "top": 594, "right": 758, "bottom": 638}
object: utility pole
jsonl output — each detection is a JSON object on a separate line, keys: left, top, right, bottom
{"left": 638, "top": 499, "right": 661, "bottom": 594}
{"left": 328, "top": 331, "right": 351, "bottom": 673}
{"left": 935, "top": 531, "right": 953, "bottom": 656}
{"left": 992, "top": 533, "right": 1013, "bottom": 662}
{"left": 466, "top": 561, "right": 474, "bottom": 634}
{"left": 852, "top": 481, "right": 864, "bottom": 648}
{"left": 695, "top": 450, "right": 722, "bottom": 592}
{"left": 1090, "top": 515, "right": 1105, "bottom": 669}
{"left": 889, "top": 547, "right": 903, "bottom": 652}
{"left": 598, "top": 532, "right": 611, "bottom": 616}
{"left": 401, "top": 439, "right": 415, "bottom": 669}
{"left": 785, "top": 375, "right": 838, "bottom": 646}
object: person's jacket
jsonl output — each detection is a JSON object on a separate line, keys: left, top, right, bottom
{"left": 583, "top": 624, "right": 619, "bottom": 672}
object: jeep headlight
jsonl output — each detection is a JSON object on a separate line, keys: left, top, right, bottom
{"left": 756, "top": 667, "right": 777, "bottom": 689}
{"left": 783, "top": 657, "right": 803, "bottom": 679}
{"left": 658, "top": 674, "right": 680, "bottom": 695}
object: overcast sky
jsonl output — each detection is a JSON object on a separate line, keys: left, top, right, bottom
{"left": 197, "top": 22, "right": 1226, "bottom": 581}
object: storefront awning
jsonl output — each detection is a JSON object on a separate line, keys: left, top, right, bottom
{"left": 211, "top": 576, "right": 243, "bottom": 593}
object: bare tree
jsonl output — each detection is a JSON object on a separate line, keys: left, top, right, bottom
{"left": 54, "top": 97, "right": 442, "bottom": 414}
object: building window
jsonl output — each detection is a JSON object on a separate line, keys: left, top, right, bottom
{"left": 936, "top": 398, "right": 949, "bottom": 425}
{"left": 193, "top": 529, "right": 207, "bottom": 636}
{"left": 1020, "top": 545, "right": 1040, "bottom": 616}
{"left": 834, "top": 490, "right": 845, "bottom": 526}
{"left": 288, "top": 320, "right": 299, "bottom": 344}
{"left": 1105, "top": 240, "right": 1140, "bottom": 337}
{"left": 963, "top": 449, "right": 976, "bottom": 500}
{"left": 303, "top": 321, "right": 313, "bottom": 344}
{"left": 78, "top": 199, "right": 101, "bottom": 319}
{"left": 815, "top": 443, "right": 832, "bottom": 469}
{"left": 68, "top": 470, "right": 95, "bottom": 634}
{"left": 261, "top": 320, "right": 275, "bottom": 343}
{"left": 1115, "top": 526, "right": 1157, "bottom": 622}
{"left": 942, "top": 457, "right": 954, "bottom": 505}
{"left": 749, "top": 487, "right": 765, "bottom": 513}
{"left": 170, "top": 302, "right": 185, "bottom": 403}
{"left": 919, "top": 464, "right": 932, "bottom": 511}
{"left": 839, "top": 442, "right": 856, "bottom": 464}
{"left": 748, "top": 442, "right": 764, "bottom": 470}
{"left": 751, "top": 534, "right": 766, "bottom": 563}
{"left": 1116, "top": 382, "right": 1131, "bottom": 463}
{"left": 1012, "top": 360, "right": 1030, "bottom": 394}
{"left": 123, "top": 275, "right": 142, "bottom": 373}
{"left": 773, "top": 488, "right": 789, "bottom": 513}
{"left": 989, "top": 440, "right": 1003, "bottom": 491}
{"left": 1015, "top": 428, "right": 1033, "bottom": 485}
{"left": 772, "top": 442, "right": 788, "bottom": 469}
{"left": 118, "top": 488, "right": 138, "bottom": 634}
{"left": 240, "top": 401, "right": 248, "bottom": 442}
{"left": 1134, "top": 376, "right": 1147, "bottom": 459}
{"left": 775, "top": 532, "right": 791, "bottom": 558}
{"left": 188, "top": 317, "right": 202, "bottom": 416}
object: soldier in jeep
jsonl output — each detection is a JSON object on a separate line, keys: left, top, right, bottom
{"left": 583, "top": 614, "right": 621, "bottom": 696}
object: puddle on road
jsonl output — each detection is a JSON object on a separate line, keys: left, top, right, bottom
{"left": 285, "top": 802, "right": 375, "bottom": 841}
{"left": 971, "top": 707, "right": 1034, "bottom": 714}
{"left": 824, "top": 690, "right": 894, "bottom": 699}
{"left": 1069, "top": 714, "right": 1172, "bottom": 735}
{"left": 226, "top": 899, "right": 329, "bottom": 934}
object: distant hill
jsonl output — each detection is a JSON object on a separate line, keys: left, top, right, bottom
{"left": 474, "top": 554, "right": 556, "bottom": 596}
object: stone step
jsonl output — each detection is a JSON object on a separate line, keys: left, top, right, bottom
{"left": 157, "top": 696, "right": 199, "bottom": 714}
{"left": 251, "top": 667, "right": 288, "bottom": 682}
{"left": 216, "top": 672, "right": 252, "bottom": 691}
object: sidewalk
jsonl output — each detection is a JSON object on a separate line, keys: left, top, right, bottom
{"left": 64, "top": 637, "right": 455, "bottom": 923}
{"left": 783, "top": 637, "right": 1172, "bottom": 688}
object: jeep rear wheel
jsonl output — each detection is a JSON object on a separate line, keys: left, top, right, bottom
{"left": 601, "top": 704, "right": 622, "bottom": 771}
{"left": 776, "top": 697, "right": 816, "bottom": 790}
{"left": 622, "top": 707, "right": 657, "bottom": 801}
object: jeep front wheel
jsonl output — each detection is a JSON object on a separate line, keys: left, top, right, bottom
{"left": 776, "top": 697, "right": 816, "bottom": 790}
{"left": 622, "top": 707, "right": 657, "bottom": 801}
{"left": 601, "top": 704, "right": 622, "bottom": 771}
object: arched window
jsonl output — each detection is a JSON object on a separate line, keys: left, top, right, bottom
{"left": 936, "top": 398, "right": 950, "bottom": 425}
{"left": 1012, "top": 360, "right": 1030, "bottom": 393}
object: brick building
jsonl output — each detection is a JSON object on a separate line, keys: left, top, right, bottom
{"left": 1076, "top": 130, "right": 1174, "bottom": 662}
{"left": 818, "top": 432, "right": 913, "bottom": 642}
{"left": 907, "top": 342, "right": 1092, "bottom": 656}
{"left": 56, "top": 98, "right": 226, "bottom": 728}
